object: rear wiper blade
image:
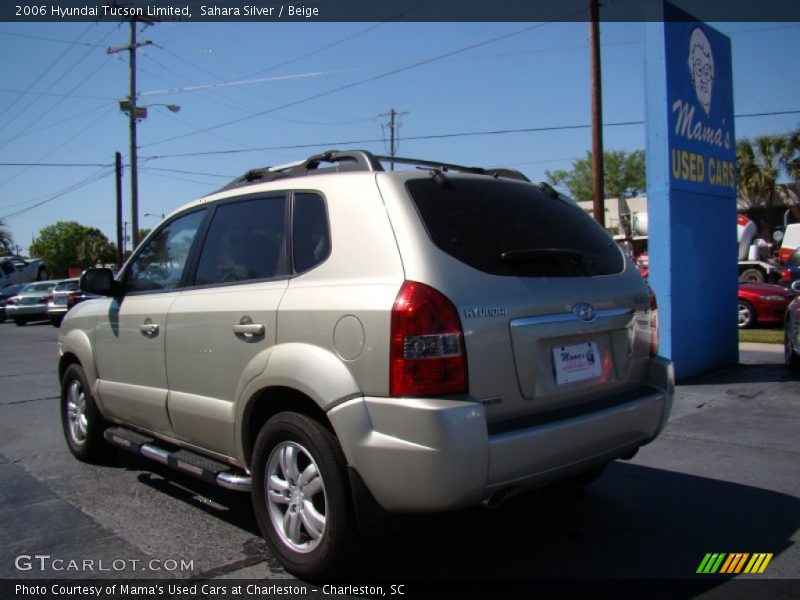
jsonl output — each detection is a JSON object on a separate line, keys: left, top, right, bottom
{"left": 500, "top": 248, "right": 584, "bottom": 263}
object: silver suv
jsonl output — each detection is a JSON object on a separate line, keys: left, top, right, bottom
{"left": 59, "top": 150, "right": 673, "bottom": 578}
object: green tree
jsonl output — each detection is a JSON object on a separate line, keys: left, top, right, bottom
{"left": 30, "top": 222, "right": 116, "bottom": 278}
{"left": 0, "top": 218, "right": 12, "bottom": 255}
{"left": 736, "top": 132, "right": 799, "bottom": 233}
{"left": 545, "top": 149, "right": 646, "bottom": 201}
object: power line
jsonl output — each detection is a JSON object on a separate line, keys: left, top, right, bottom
{"left": 140, "top": 109, "right": 800, "bottom": 161}
{"left": 1, "top": 167, "right": 115, "bottom": 219}
{"left": 0, "top": 30, "right": 108, "bottom": 47}
{"left": 0, "top": 162, "right": 112, "bottom": 167}
{"left": 0, "top": 23, "right": 96, "bottom": 129}
{"left": 0, "top": 26, "right": 119, "bottom": 145}
{"left": 142, "top": 11, "right": 588, "bottom": 149}
{"left": 143, "top": 167, "right": 234, "bottom": 178}
{"left": 150, "top": 44, "right": 378, "bottom": 126}
{"left": 0, "top": 89, "right": 115, "bottom": 101}
{"left": 0, "top": 105, "right": 116, "bottom": 187}
{"left": 0, "top": 102, "right": 109, "bottom": 148}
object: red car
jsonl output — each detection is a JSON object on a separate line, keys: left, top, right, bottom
{"left": 738, "top": 282, "right": 795, "bottom": 329}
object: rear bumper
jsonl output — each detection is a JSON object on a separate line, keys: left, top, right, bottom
{"left": 5, "top": 305, "right": 48, "bottom": 319}
{"left": 329, "top": 356, "right": 673, "bottom": 512}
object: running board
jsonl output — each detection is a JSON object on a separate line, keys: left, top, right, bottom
{"left": 103, "top": 427, "right": 251, "bottom": 492}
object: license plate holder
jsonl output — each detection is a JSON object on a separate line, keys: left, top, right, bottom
{"left": 552, "top": 341, "right": 602, "bottom": 385}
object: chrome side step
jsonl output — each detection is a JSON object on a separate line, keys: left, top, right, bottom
{"left": 103, "top": 427, "right": 251, "bottom": 492}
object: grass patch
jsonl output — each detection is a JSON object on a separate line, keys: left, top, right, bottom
{"left": 739, "top": 328, "right": 783, "bottom": 344}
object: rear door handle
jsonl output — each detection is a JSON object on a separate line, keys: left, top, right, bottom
{"left": 232, "top": 323, "right": 265, "bottom": 336}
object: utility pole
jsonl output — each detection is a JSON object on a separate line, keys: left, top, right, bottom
{"left": 108, "top": 21, "right": 152, "bottom": 250}
{"left": 380, "top": 108, "right": 409, "bottom": 170}
{"left": 589, "top": 0, "right": 606, "bottom": 226}
{"left": 115, "top": 152, "right": 124, "bottom": 268}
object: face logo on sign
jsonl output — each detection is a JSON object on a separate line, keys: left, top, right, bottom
{"left": 688, "top": 27, "right": 714, "bottom": 115}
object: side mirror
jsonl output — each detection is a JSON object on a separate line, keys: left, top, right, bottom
{"left": 80, "top": 267, "right": 118, "bottom": 297}
{"left": 773, "top": 229, "right": 785, "bottom": 243}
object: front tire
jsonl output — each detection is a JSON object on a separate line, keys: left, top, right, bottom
{"left": 738, "top": 300, "right": 756, "bottom": 329}
{"left": 251, "top": 412, "right": 356, "bottom": 579}
{"left": 14, "top": 319, "right": 26, "bottom": 326}
{"left": 60, "top": 364, "right": 111, "bottom": 463}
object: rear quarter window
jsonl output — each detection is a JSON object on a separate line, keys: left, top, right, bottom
{"left": 405, "top": 178, "right": 624, "bottom": 277}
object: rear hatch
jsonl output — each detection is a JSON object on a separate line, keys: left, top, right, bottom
{"left": 390, "top": 174, "right": 654, "bottom": 425}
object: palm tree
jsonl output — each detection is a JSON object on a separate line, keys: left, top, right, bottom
{"left": 736, "top": 135, "right": 787, "bottom": 234}
{"left": 0, "top": 218, "right": 12, "bottom": 255}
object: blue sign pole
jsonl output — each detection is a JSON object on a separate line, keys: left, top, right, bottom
{"left": 644, "top": 2, "right": 738, "bottom": 379}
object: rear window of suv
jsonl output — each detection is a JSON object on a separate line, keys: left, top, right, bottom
{"left": 405, "top": 177, "right": 624, "bottom": 277}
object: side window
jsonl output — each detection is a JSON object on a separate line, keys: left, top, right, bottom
{"left": 193, "top": 195, "right": 287, "bottom": 286}
{"left": 292, "top": 193, "right": 331, "bottom": 273}
{"left": 125, "top": 210, "right": 206, "bottom": 293}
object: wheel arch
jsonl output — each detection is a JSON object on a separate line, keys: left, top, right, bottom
{"left": 58, "top": 329, "right": 102, "bottom": 408}
{"left": 235, "top": 343, "right": 362, "bottom": 467}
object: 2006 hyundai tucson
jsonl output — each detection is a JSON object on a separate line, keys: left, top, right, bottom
{"left": 59, "top": 150, "right": 673, "bottom": 577}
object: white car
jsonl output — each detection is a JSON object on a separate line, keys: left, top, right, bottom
{"left": 0, "top": 255, "right": 48, "bottom": 288}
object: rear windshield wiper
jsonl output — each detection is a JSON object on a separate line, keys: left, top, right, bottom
{"left": 500, "top": 248, "right": 584, "bottom": 263}
{"left": 500, "top": 247, "right": 603, "bottom": 275}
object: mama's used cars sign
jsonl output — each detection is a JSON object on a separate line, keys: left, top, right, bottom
{"left": 665, "top": 4, "right": 735, "bottom": 198}
{"left": 645, "top": 3, "right": 738, "bottom": 379}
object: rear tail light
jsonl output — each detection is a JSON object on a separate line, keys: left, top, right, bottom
{"left": 780, "top": 268, "right": 792, "bottom": 283}
{"left": 648, "top": 286, "right": 659, "bottom": 357}
{"left": 39, "top": 296, "right": 49, "bottom": 304}
{"left": 6, "top": 297, "right": 17, "bottom": 305}
{"left": 390, "top": 281, "right": 467, "bottom": 397}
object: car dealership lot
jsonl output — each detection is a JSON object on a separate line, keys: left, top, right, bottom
{"left": 0, "top": 322, "right": 798, "bottom": 589}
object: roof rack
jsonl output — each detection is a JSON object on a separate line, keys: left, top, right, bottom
{"left": 215, "top": 149, "right": 530, "bottom": 193}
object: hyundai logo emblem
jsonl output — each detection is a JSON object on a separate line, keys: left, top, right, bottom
{"left": 573, "top": 302, "right": 596, "bottom": 322}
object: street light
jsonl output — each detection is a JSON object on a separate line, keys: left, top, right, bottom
{"left": 144, "top": 212, "right": 165, "bottom": 220}
{"left": 119, "top": 100, "right": 181, "bottom": 120}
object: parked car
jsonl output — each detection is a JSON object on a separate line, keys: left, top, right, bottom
{"left": 0, "top": 255, "right": 48, "bottom": 288}
{"left": 5, "top": 280, "right": 59, "bottom": 325}
{"left": 0, "top": 283, "right": 24, "bottom": 322}
{"left": 59, "top": 150, "right": 673, "bottom": 578}
{"left": 738, "top": 281, "right": 795, "bottom": 329}
{"left": 47, "top": 278, "right": 81, "bottom": 326}
{"left": 776, "top": 248, "right": 800, "bottom": 293}
{"left": 785, "top": 297, "right": 800, "bottom": 370}
{"left": 66, "top": 289, "right": 100, "bottom": 311}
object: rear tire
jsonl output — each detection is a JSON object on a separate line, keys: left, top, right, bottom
{"left": 60, "top": 364, "right": 111, "bottom": 463}
{"left": 740, "top": 268, "right": 765, "bottom": 283}
{"left": 738, "top": 300, "right": 756, "bottom": 329}
{"left": 14, "top": 319, "right": 25, "bottom": 326}
{"left": 785, "top": 319, "right": 800, "bottom": 371}
{"left": 251, "top": 412, "right": 357, "bottom": 579}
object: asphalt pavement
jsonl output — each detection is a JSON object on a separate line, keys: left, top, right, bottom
{"left": 0, "top": 322, "right": 798, "bottom": 596}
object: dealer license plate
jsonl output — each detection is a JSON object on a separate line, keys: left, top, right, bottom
{"left": 552, "top": 341, "right": 602, "bottom": 385}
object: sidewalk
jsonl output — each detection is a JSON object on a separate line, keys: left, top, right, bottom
{"left": 739, "top": 341, "right": 784, "bottom": 365}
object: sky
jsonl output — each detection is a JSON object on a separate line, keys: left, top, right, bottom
{"left": 0, "top": 15, "right": 798, "bottom": 255}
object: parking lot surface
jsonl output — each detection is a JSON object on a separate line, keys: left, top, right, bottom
{"left": 0, "top": 322, "right": 798, "bottom": 594}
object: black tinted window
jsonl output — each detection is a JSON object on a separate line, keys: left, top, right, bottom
{"left": 292, "top": 193, "right": 330, "bottom": 274}
{"left": 194, "top": 195, "right": 287, "bottom": 286}
{"left": 405, "top": 178, "right": 623, "bottom": 277}
{"left": 126, "top": 210, "right": 206, "bottom": 293}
